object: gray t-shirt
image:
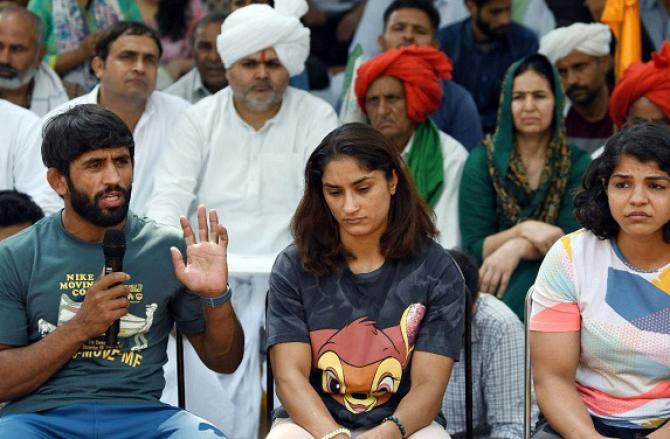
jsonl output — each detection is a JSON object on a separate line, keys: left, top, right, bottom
{"left": 0, "top": 213, "right": 205, "bottom": 415}
{"left": 267, "top": 240, "right": 464, "bottom": 430}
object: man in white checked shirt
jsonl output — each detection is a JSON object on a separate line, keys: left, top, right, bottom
{"left": 444, "top": 250, "right": 538, "bottom": 439}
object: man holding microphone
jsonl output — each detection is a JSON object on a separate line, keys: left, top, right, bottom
{"left": 0, "top": 104, "right": 243, "bottom": 438}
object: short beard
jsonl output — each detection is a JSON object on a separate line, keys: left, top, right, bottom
{"left": 230, "top": 80, "right": 286, "bottom": 112}
{"left": 67, "top": 178, "right": 132, "bottom": 227}
{"left": 0, "top": 64, "right": 37, "bottom": 90}
{"left": 566, "top": 85, "right": 601, "bottom": 106}
{"left": 475, "top": 12, "right": 508, "bottom": 41}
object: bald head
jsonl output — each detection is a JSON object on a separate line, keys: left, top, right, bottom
{"left": 0, "top": 3, "right": 45, "bottom": 90}
{"left": 0, "top": 3, "right": 44, "bottom": 45}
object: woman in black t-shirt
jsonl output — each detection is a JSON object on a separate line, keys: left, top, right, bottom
{"left": 266, "top": 123, "right": 464, "bottom": 439}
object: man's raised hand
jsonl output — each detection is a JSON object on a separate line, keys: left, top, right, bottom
{"left": 171, "top": 206, "right": 229, "bottom": 298}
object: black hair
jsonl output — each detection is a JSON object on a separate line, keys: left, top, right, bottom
{"left": 191, "top": 11, "right": 228, "bottom": 45}
{"left": 156, "top": 0, "right": 192, "bottom": 42}
{"left": 0, "top": 190, "right": 43, "bottom": 227}
{"left": 468, "top": 0, "right": 496, "bottom": 7}
{"left": 514, "top": 53, "right": 557, "bottom": 96}
{"left": 292, "top": 123, "right": 437, "bottom": 275}
{"left": 383, "top": 0, "right": 440, "bottom": 32}
{"left": 95, "top": 21, "right": 162, "bottom": 61}
{"left": 447, "top": 249, "right": 480, "bottom": 304}
{"left": 42, "top": 104, "right": 134, "bottom": 176}
{"left": 575, "top": 123, "right": 670, "bottom": 243}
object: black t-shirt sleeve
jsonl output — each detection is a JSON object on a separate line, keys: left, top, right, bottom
{"left": 266, "top": 248, "right": 310, "bottom": 347}
{"left": 413, "top": 248, "right": 465, "bottom": 360}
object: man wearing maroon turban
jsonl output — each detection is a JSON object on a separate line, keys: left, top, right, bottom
{"left": 610, "top": 42, "right": 670, "bottom": 129}
{"left": 355, "top": 45, "right": 468, "bottom": 249}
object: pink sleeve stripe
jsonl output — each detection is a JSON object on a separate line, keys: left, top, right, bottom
{"left": 529, "top": 303, "right": 580, "bottom": 332}
{"left": 577, "top": 381, "right": 670, "bottom": 415}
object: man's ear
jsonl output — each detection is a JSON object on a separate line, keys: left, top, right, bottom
{"left": 36, "top": 46, "right": 46, "bottom": 67}
{"left": 47, "top": 168, "right": 68, "bottom": 198}
{"left": 599, "top": 54, "right": 614, "bottom": 74}
{"left": 91, "top": 56, "right": 104, "bottom": 79}
{"left": 378, "top": 34, "right": 388, "bottom": 52}
{"left": 465, "top": 0, "right": 477, "bottom": 16}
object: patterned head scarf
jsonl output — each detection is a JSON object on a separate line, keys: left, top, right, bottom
{"left": 485, "top": 53, "right": 572, "bottom": 227}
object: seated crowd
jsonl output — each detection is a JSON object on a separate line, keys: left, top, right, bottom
{"left": 0, "top": 0, "right": 670, "bottom": 438}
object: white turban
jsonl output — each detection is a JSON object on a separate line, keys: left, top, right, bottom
{"left": 539, "top": 23, "right": 611, "bottom": 65}
{"left": 216, "top": 0, "right": 310, "bottom": 76}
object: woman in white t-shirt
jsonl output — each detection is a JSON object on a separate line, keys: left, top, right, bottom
{"left": 530, "top": 123, "right": 670, "bottom": 438}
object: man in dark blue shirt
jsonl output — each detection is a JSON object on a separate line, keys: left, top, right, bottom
{"left": 375, "top": 0, "right": 483, "bottom": 151}
{"left": 438, "top": 0, "right": 538, "bottom": 134}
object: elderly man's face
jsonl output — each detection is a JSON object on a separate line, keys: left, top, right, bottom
{"left": 193, "top": 20, "right": 227, "bottom": 92}
{"left": 626, "top": 96, "right": 669, "bottom": 127}
{"left": 556, "top": 50, "right": 610, "bottom": 106}
{"left": 0, "top": 12, "right": 43, "bottom": 90}
{"left": 365, "top": 76, "right": 414, "bottom": 147}
{"left": 92, "top": 34, "right": 159, "bottom": 103}
{"left": 226, "top": 48, "right": 289, "bottom": 113}
{"left": 378, "top": 8, "right": 438, "bottom": 51}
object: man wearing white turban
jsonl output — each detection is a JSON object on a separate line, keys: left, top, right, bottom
{"left": 539, "top": 22, "right": 614, "bottom": 154}
{"left": 148, "top": 1, "right": 338, "bottom": 437}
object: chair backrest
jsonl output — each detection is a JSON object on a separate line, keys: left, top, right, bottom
{"left": 524, "top": 287, "right": 534, "bottom": 439}
{"left": 176, "top": 328, "right": 186, "bottom": 409}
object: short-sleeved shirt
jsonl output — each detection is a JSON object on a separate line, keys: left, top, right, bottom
{"left": 0, "top": 213, "right": 205, "bottom": 416}
{"left": 530, "top": 229, "right": 670, "bottom": 428}
{"left": 266, "top": 241, "right": 465, "bottom": 430}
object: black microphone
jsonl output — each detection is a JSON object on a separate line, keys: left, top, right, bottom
{"left": 103, "top": 229, "right": 126, "bottom": 348}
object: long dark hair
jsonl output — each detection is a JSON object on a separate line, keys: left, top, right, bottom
{"left": 575, "top": 123, "right": 670, "bottom": 242}
{"left": 292, "top": 123, "right": 438, "bottom": 276}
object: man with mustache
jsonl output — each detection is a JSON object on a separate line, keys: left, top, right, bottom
{"left": 164, "top": 12, "right": 228, "bottom": 104}
{"left": 539, "top": 22, "right": 614, "bottom": 154}
{"left": 148, "top": 1, "right": 337, "bottom": 436}
{"left": 354, "top": 45, "right": 468, "bottom": 249}
{"left": 0, "top": 104, "right": 243, "bottom": 438}
{"left": 0, "top": 3, "right": 67, "bottom": 116}
{"left": 44, "top": 21, "right": 190, "bottom": 216}
{"left": 437, "top": 0, "right": 538, "bottom": 134}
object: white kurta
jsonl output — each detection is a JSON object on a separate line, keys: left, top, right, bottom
{"left": 43, "top": 87, "right": 191, "bottom": 215}
{"left": 0, "top": 99, "right": 62, "bottom": 214}
{"left": 404, "top": 129, "right": 468, "bottom": 250}
{"left": 30, "top": 63, "right": 69, "bottom": 117}
{"left": 148, "top": 86, "right": 338, "bottom": 254}
{"left": 150, "top": 86, "right": 338, "bottom": 439}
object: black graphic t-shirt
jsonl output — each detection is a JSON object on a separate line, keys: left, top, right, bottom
{"left": 266, "top": 240, "right": 465, "bottom": 429}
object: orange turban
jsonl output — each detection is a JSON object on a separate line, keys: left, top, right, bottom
{"left": 610, "top": 42, "right": 670, "bottom": 128}
{"left": 354, "top": 45, "right": 453, "bottom": 124}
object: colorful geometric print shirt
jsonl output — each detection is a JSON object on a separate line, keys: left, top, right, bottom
{"left": 530, "top": 229, "right": 670, "bottom": 429}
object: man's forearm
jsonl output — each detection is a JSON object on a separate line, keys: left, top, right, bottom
{"left": 198, "top": 302, "right": 245, "bottom": 374}
{"left": 53, "top": 48, "right": 87, "bottom": 75}
{"left": 0, "top": 322, "right": 88, "bottom": 401}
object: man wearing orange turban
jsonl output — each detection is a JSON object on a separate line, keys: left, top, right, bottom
{"left": 610, "top": 41, "right": 670, "bottom": 129}
{"left": 354, "top": 45, "right": 468, "bottom": 249}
